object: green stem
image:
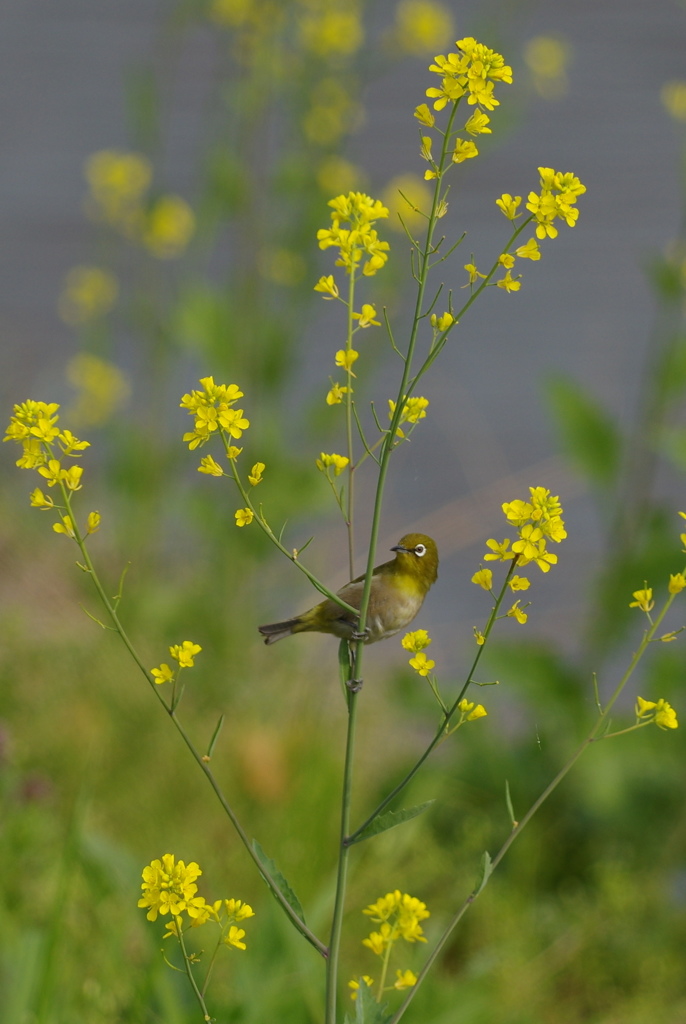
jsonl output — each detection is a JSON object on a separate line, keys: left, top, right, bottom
{"left": 226, "top": 443, "right": 359, "bottom": 618}
{"left": 177, "top": 926, "right": 213, "bottom": 1022}
{"left": 387, "top": 593, "right": 677, "bottom": 1023}
{"left": 348, "top": 561, "right": 516, "bottom": 842}
{"left": 597, "top": 721, "right": 650, "bottom": 740}
{"left": 325, "top": 662, "right": 360, "bottom": 1024}
{"left": 407, "top": 215, "right": 534, "bottom": 391}
{"left": 201, "top": 934, "right": 224, "bottom": 998}
{"left": 351, "top": 101, "right": 463, "bottom": 688}
{"left": 346, "top": 266, "right": 357, "bottom": 581}
{"left": 376, "top": 935, "right": 394, "bottom": 1001}
{"left": 58, "top": 483, "right": 326, "bottom": 957}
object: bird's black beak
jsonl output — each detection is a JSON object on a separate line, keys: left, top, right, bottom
{"left": 391, "top": 544, "right": 411, "bottom": 553}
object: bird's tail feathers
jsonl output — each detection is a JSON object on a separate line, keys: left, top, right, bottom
{"left": 258, "top": 617, "right": 303, "bottom": 644}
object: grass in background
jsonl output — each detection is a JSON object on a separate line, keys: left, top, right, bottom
{"left": 2, "top": 3, "right": 686, "bottom": 1023}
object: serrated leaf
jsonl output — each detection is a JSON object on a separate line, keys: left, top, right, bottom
{"left": 546, "top": 376, "right": 622, "bottom": 487}
{"left": 474, "top": 850, "right": 492, "bottom": 896}
{"left": 349, "top": 800, "right": 435, "bottom": 845}
{"left": 252, "top": 840, "right": 306, "bottom": 923}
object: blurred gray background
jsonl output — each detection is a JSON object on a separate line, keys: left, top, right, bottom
{"left": 2, "top": 0, "right": 685, "bottom": 671}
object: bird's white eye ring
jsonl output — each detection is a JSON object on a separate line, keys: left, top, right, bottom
{"left": 414, "top": 543, "right": 426, "bottom": 557}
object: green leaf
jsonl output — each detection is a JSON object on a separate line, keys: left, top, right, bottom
{"left": 349, "top": 801, "right": 435, "bottom": 845}
{"left": 474, "top": 851, "right": 492, "bottom": 896}
{"left": 545, "top": 376, "right": 622, "bottom": 487}
{"left": 252, "top": 840, "right": 306, "bottom": 924}
{"left": 343, "top": 980, "right": 393, "bottom": 1023}
{"left": 504, "top": 780, "right": 517, "bottom": 828}
{"left": 206, "top": 714, "right": 225, "bottom": 760}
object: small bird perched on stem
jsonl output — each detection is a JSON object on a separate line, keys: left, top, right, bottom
{"left": 258, "top": 533, "right": 438, "bottom": 645}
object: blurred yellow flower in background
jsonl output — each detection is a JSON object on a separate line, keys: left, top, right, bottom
{"left": 59, "top": 266, "right": 118, "bottom": 325}
{"left": 661, "top": 80, "right": 686, "bottom": 122}
{"left": 297, "top": 0, "right": 363, "bottom": 57}
{"left": 208, "top": 0, "right": 253, "bottom": 27}
{"left": 316, "top": 156, "right": 364, "bottom": 196}
{"left": 142, "top": 195, "right": 195, "bottom": 258}
{"left": 523, "top": 35, "right": 571, "bottom": 99}
{"left": 391, "top": 0, "right": 454, "bottom": 56}
{"left": 65, "top": 354, "right": 130, "bottom": 427}
{"left": 85, "top": 149, "right": 152, "bottom": 227}
{"left": 382, "top": 174, "right": 432, "bottom": 233}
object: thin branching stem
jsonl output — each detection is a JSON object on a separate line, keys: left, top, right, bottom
{"left": 55, "top": 479, "right": 327, "bottom": 958}
{"left": 176, "top": 928, "right": 213, "bottom": 1023}
{"left": 347, "top": 560, "right": 517, "bottom": 843}
{"left": 345, "top": 267, "right": 358, "bottom": 580}
{"left": 387, "top": 591, "right": 678, "bottom": 1023}
{"left": 325, "top": 660, "right": 359, "bottom": 1023}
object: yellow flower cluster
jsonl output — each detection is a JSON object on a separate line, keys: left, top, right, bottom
{"left": 430, "top": 311, "right": 455, "bottom": 330}
{"left": 489, "top": 166, "right": 585, "bottom": 292}
{"left": 363, "top": 889, "right": 429, "bottom": 941}
{"left": 316, "top": 452, "right": 350, "bottom": 477}
{"left": 315, "top": 193, "right": 390, "bottom": 403}
{"left": 417, "top": 37, "right": 511, "bottom": 178}
{"left": 457, "top": 698, "right": 487, "bottom": 721}
{"left": 181, "top": 377, "right": 249, "bottom": 451}
{"left": 388, "top": 395, "right": 430, "bottom": 437}
{"left": 316, "top": 191, "right": 390, "bottom": 278}
{"left": 635, "top": 696, "right": 679, "bottom": 731}
{"left": 485, "top": 169, "right": 582, "bottom": 292}
{"left": 426, "top": 36, "right": 513, "bottom": 112}
{"left": 151, "top": 640, "right": 202, "bottom": 685}
{"left": 484, "top": 486, "right": 566, "bottom": 574}
{"left": 181, "top": 378, "right": 266, "bottom": 529}
{"left": 138, "top": 854, "right": 204, "bottom": 922}
{"left": 350, "top": 889, "right": 427, "bottom": 999}
{"left": 525, "top": 167, "right": 586, "bottom": 240}
{"left": 4, "top": 401, "right": 99, "bottom": 540}
{"left": 629, "top": 562, "right": 686, "bottom": 626}
{"left": 170, "top": 640, "right": 201, "bottom": 668}
{"left": 85, "top": 149, "right": 195, "bottom": 259}
{"left": 138, "top": 854, "right": 255, "bottom": 951}
{"left": 402, "top": 629, "right": 435, "bottom": 675}
{"left": 401, "top": 629, "right": 431, "bottom": 653}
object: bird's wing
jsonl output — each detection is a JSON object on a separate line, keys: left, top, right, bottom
{"left": 347, "top": 559, "right": 393, "bottom": 587}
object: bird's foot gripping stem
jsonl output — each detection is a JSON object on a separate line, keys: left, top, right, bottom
{"left": 339, "top": 638, "right": 364, "bottom": 693}
{"left": 350, "top": 627, "right": 370, "bottom": 642}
